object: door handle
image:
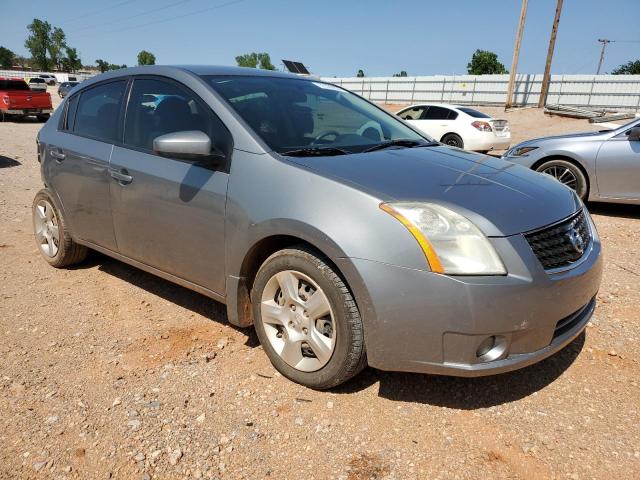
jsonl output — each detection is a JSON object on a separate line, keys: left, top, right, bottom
{"left": 50, "top": 149, "right": 65, "bottom": 161}
{"left": 109, "top": 169, "right": 133, "bottom": 184}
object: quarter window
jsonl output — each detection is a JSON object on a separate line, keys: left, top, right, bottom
{"left": 73, "top": 81, "right": 126, "bottom": 143}
{"left": 124, "top": 78, "right": 231, "bottom": 159}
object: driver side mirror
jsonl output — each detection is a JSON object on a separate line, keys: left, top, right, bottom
{"left": 153, "top": 130, "right": 224, "bottom": 168}
{"left": 628, "top": 127, "right": 640, "bottom": 141}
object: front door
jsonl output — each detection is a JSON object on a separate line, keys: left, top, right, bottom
{"left": 44, "top": 80, "right": 127, "bottom": 250}
{"left": 108, "top": 77, "right": 233, "bottom": 295}
{"left": 596, "top": 126, "right": 640, "bottom": 200}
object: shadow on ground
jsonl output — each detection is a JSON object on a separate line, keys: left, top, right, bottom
{"left": 80, "top": 251, "right": 260, "bottom": 347}
{"left": 335, "top": 333, "right": 585, "bottom": 409}
{"left": 0, "top": 155, "right": 21, "bottom": 168}
{"left": 588, "top": 201, "right": 640, "bottom": 219}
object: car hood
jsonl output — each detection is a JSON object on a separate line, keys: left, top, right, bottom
{"left": 290, "top": 146, "right": 581, "bottom": 237}
{"left": 513, "top": 130, "right": 611, "bottom": 148}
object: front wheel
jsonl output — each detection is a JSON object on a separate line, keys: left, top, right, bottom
{"left": 252, "top": 247, "right": 366, "bottom": 389}
{"left": 535, "top": 159, "right": 588, "bottom": 200}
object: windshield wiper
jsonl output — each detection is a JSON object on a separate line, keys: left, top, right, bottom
{"left": 363, "top": 139, "right": 437, "bottom": 152}
{"left": 280, "top": 147, "right": 350, "bottom": 157}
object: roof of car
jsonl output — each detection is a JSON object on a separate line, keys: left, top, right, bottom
{"left": 404, "top": 103, "right": 466, "bottom": 110}
{"left": 79, "top": 65, "right": 307, "bottom": 90}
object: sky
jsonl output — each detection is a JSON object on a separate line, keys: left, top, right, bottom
{"left": 2, "top": 0, "right": 639, "bottom": 77}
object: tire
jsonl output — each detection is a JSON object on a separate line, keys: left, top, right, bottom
{"left": 32, "top": 189, "right": 88, "bottom": 268}
{"left": 251, "top": 247, "right": 367, "bottom": 389}
{"left": 36, "top": 114, "right": 50, "bottom": 123}
{"left": 535, "top": 159, "right": 588, "bottom": 200}
{"left": 441, "top": 133, "right": 464, "bottom": 149}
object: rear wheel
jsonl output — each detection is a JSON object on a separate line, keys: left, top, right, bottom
{"left": 441, "top": 133, "right": 464, "bottom": 149}
{"left": 535, "top": 159, "right": 588, "bottom": 200}
{"left": 252, "top": 247, "right": 366, "bottom": 389}
{"left": 32, "top": 189, "right": 88, "bottom": 268}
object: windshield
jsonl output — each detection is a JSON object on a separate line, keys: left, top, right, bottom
{"left": 203, "top": 75, "right": 430, "bottom": 154}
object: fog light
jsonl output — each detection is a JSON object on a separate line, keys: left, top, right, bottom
{"left": 476, "top": 335, "right": 507, "bottom": 362}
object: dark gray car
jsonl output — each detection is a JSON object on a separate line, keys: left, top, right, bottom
{"left": 503, "top": 118, "right": 640, "bottom": 203}
{"left": 32, "top": 66, "right": 602, "bottom": 389}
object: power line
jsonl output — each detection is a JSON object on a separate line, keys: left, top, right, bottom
{"left": 87, "top": 0, "right": 248, "bottom": 36}
{"left": 63, "top": 0, "right": 142, "bottom": 23}
{"left": 68, "top": 0, "right": 198, "bottom": 34}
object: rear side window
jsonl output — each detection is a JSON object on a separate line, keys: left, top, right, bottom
{"left": 0, "top": 80, "right": 30, "bottom": 90}
{"left": 421, "top": 106, "right": 456, "bottom": 120}
{"left": 123, "top": 77, "right": 232, "bottom": 159}
{"left": 458, "top": 107, "right": 490, "bottom": 118}
{"left": 74, "top": 81, "right": 126, "bottom": 143}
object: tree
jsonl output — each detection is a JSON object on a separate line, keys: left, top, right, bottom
{"left": 25, "top": 19, "right": 53, "bottom": 71}
{"left": 235, "top": 52, "right": 275, "bottom": 70}
{"left": 467, "top": 49, "right": 508, "bottom": 75}
{"left": 96, "top": 59, "right": 110, "bottom": 73}
{"left": 137, "top": 50, "right": 156, "bottom": 66}
{"left": 61, "top": 47, "right": 82, "bottom": 73}
{"left": 393, "top": 70, "right": 408, "bottom": 77}
{"left": 48, "top": 27, "right": 67, "bottom": 71}
{"left": 612, "top": 60, "right": 640, "bottom": 75}
{"left": 356, "top": 69, "right": 365, "bottom": 78}
{"left": 0, "top": 46, "right": 16, "bottom": 68}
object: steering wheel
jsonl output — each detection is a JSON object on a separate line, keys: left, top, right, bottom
{"left": 312, "top": 130, "right": 341, "bottom": 145}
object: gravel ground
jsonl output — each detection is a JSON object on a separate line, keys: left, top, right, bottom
{"left": 1, "top": 90, "right": 639, "bottom": 479}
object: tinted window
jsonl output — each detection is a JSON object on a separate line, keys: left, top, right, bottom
{"left": 458, "top": 107, "right": 490, "bottom": 118}
{"left": 398, "top": 106, "right": 426, "bottom": 120}
{"left": 0, "top": 80, "right": 30, "bottom": 90}
{"left": 74, "top": 81, "right": 126, "bottom": 143}
{"left": 30, "top": 78, "right": 45, "bottom": 84}
{"left": 421, "top": 106, "right": 454, "bottom": 120}
{"left": 204, "top": 75, "right": 427, "bottom": 152}
{"left": 124, "top": 78, "right": 232, "bottom": 159}
{"left": 63, "top": 95, "right": 79, "bottom": 131}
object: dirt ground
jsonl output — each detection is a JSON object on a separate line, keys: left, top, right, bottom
{"left": 1, "top": 90, "right": 639, "bottom": 479}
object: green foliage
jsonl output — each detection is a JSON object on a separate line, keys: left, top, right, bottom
{"left": 0, "top": 46, "right": 16, "bottom": 68}
{"left": 48, "top": 27, "right": 67, "bottom": 70}
{"left": 96, "top": 59, "right": 126, "bottom": 72}
{"left": 25, "top": 19, "right": 52, "bottom": 71}
{"left": 612, "top": 60, "right": 640, "bottom": 75}
{"left": 393, "top": 70, "right": 408, "bottom": 77}
{"left": 61, "top": 47, "right": 82, "bottom": 73}
{"left": 467, "top": 49, "right": 508, "bottom": 75}
{"left": 356, "top": 69, "right": 365, "bottom": 78}
{"left": 235, "top": 52, "right": 276, "bottom": 70}
{"left": 137, "top": 50, "right": 156, "bottom": 66}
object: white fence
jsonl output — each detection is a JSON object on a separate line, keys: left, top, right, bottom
{"left": 321, "top": 74, "right": 640, "bottom": 111}
{"left": 0, "top": 70, "right": 96, "bottom": 83}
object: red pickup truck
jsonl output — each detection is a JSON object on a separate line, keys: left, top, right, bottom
{"left": 1, "top": 77, "right": 53, "bottom": 122}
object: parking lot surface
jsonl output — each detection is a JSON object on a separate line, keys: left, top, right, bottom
{"left": 1, "top": 92, "right": 639, "bottom": 479}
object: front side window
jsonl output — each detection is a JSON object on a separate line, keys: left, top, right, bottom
{"left": 398, "top": 106, "right": 426, "bottom": 120}
{"left": 74, "top": 81, "right": 126, "bottom": 143}
{"left": 124, "top": 78, "right": 231, "bottom": 158}
{"left": 204, "top": 75, "right": 429, "bottom": 153}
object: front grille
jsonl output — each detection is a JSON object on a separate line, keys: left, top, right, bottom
{"left": 525, "top": 209, "right": 591, "bottom": 270}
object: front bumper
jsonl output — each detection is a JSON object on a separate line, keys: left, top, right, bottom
{"left": 338, "top": 215, "right": 602, "bottom": 377}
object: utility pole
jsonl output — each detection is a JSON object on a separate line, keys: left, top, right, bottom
{"left": 596, "top": 39, "right": 611, "bottom": 74}
{"left": 505, "top": 0, "right": 529, "bottom": 109}
{"left": 538, "top": 0, "right": 564, "bottom": 108}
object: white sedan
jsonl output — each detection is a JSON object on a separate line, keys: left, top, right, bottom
{"left": 396, "top": 103, "right": 511, "bottom": 152}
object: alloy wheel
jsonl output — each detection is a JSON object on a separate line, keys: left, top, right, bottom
{"left": 260, "top": 270, "right": 336, "bottom": 372}
{"left": 540, "top": 165, "right": 578, "bottom": 191}
{"left": 34, "top": 199, "right": 60, "bottom": 258}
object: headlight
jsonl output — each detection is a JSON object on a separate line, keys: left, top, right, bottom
{"left": 508, "top": 146, "right": 538, "bottom": 157}
{"left": 380, "top": 202, "right": 506, "bottom": 275}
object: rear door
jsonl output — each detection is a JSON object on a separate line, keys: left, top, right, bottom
{"left": 108, "top": 76, "right": 232, "bottom": 294}
{"left": 43, "top": 80, "right": 126, "bottom": 250}
{"left": 595, "top": 125, "right": 640, "bottom": 200}
{"left": 414, "top": 106, "right": 458, "bottom": 141}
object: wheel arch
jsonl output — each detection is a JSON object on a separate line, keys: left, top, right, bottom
{"left": 226, "top": 231, "right": 369, "bottom": 331}
{"left": 531, "top": 155, "right": 591, "bottom": 196}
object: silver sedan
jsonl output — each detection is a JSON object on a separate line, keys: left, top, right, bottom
{"left": 503, "top": 118, "right": 640, "bottom": 203}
